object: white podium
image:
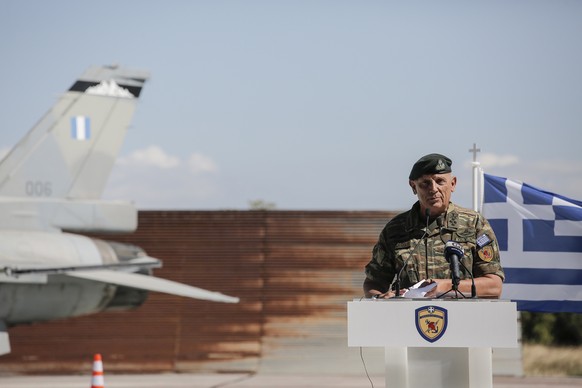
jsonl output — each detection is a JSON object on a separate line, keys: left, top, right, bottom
{"left": 348, "top": 299, "right": 518, "bottom": 388}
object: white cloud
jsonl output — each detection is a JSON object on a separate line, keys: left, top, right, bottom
{"left": 117, "top": 145, "right": 180, "bottom": 169}
{"left": 104, "top": 161, "right": 224, "bottom": 209}
{"left": 477, "top": 152, "right": 519, "bottom": 169}
{"left": 188, "top": 153, "right": 219, "bottom": 174}
{"left": 104, "top": 148, "right": 224, "bottom": 208}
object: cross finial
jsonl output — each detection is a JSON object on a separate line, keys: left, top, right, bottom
{"left": 469, "top": 143, "right": 481, "bottom": 162}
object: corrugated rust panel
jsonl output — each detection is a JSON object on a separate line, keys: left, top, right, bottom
{"left": 0, "top": 210, "right": 395, "bottom": 374}
{"left": 258, "top": 212, "right": 390, "bottom": 373}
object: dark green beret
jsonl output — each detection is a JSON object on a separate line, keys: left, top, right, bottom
{"left": 409, "top": 153, "right": 452, "bottom": 180}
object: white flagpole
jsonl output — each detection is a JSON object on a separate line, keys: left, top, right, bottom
{"left": 469, "top": 143, "right": 481, "bottom": 212}
{"left": 478, "top": 164, "right": 484, "bottom": 213}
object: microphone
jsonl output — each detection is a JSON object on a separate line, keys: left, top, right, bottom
{"left": 437, "top": 222, "right": 477, "bottom": 299}
{"left": 444, "top": 241, "right": 462, "bottom": 290}
{"left": 393, "top": 208, "right": 431, "bottom": 298}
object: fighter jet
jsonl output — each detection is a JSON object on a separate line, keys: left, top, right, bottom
{"left": 0, "top": 65, "right": 239, "bottom": 356}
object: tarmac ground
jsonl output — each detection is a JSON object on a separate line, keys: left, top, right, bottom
{"left": 0, "top": 373, "right": 581, "bottom": 388}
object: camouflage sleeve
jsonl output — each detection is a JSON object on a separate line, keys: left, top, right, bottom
{"left": 364, "top": 233, "right": 397, "bottom": 291}
{"left": 472, "top": 216, "right": 505, "bottom": 281}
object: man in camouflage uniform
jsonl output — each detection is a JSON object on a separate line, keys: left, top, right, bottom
{"left": 363, "top": 153, "right": 504, "bottom": 299}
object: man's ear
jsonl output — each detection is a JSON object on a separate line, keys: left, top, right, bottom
{"left": 409, "top": 180, "right": 417, "bottom": 195}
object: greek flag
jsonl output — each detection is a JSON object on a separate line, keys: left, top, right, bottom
{"left": 70, "top": 116, "right": 91, "bottom": 140}
{"left": 482, "top": 174, "right": 582, "bottom": 312}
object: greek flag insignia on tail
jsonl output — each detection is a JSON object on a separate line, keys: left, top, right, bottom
{"left": 482, "top": 174, "right": 582, "bottom": 313}
{"left": 71, "top": 116, "right": 91, "bottom": 140}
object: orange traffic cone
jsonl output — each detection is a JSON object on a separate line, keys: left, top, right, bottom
{"left": 90, "top": 353, "right": 105, "bottom": 388}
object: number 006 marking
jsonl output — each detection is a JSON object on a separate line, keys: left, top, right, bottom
{"left": 25, "top": 181, "right": 52, "bottom": 197}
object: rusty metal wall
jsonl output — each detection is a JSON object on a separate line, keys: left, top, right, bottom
{"left": 0, "top": 210, "right": 395, "bottom": 374}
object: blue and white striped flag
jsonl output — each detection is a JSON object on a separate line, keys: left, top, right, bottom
{"left": 482, "top": 174, "right": 582, "bottom": 312}
{"left": 70, "top": 116, "right": 91, "bottom": 140}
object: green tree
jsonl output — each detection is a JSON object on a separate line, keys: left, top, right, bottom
{"left": 248, "top": 199, "right": 276, "bottom": 210}
{"left": 521, "top": 312, "right": 582, "bottom": 346}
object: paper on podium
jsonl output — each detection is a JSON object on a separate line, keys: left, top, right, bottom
{"left": 402, "top": 279, "right": 436, "bottom": 298}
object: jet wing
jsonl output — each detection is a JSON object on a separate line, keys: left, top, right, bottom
{"left": 67, "top": 270, "right": 239, "bottom": 304}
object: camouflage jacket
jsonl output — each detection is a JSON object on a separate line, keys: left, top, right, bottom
{"left": 364, "top": 202, "right": 504, "bottom": 291}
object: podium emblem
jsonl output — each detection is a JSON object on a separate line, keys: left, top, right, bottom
{"left": 415, "top": 305, "right": 448, "bottom": 343}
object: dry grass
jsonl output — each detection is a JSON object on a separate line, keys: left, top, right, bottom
{"left": 523, "top": 344, "right": 582, "bottom": 377}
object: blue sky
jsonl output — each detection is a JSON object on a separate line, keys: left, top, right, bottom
{"left": 1, "top": 0, "right": 581, "bottom": 211}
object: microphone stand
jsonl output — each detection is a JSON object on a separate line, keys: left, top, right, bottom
{"left": 438, "top": 241, "right": 468, "bottom": 299}
{"left": 460, "top": 261, "right": 477, "bottom": 299}
{"left": 438, "top": 283, "right": 465, "bottom": 299}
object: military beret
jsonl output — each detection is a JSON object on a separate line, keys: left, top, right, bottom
{"left": 409, "top": 153, "right": 452, "bottom": 180}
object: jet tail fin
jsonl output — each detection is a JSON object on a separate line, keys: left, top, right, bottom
{"left": 0, "top": 65, "right": 149, "bottom": 200}
{"left": 0, "top": 65, "right": 148, "bottom": 231}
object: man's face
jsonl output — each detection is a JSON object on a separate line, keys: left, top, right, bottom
{"left": 409, "top": 173, "right": 457, "bottom": 216}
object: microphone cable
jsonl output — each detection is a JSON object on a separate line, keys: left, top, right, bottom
{"left": 357, "top": 294, "right": 375, "bottom": 388}
{"left": 359, "top": 346, "right": 375, "bottom": 388}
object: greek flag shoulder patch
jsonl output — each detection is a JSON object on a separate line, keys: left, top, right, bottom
{"left": 476, "top": 233, "right": 492, "bottom": 248}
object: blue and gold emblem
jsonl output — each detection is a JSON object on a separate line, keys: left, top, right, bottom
{"left": 415, "top": 305, "right": 448, "bottom": 343}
